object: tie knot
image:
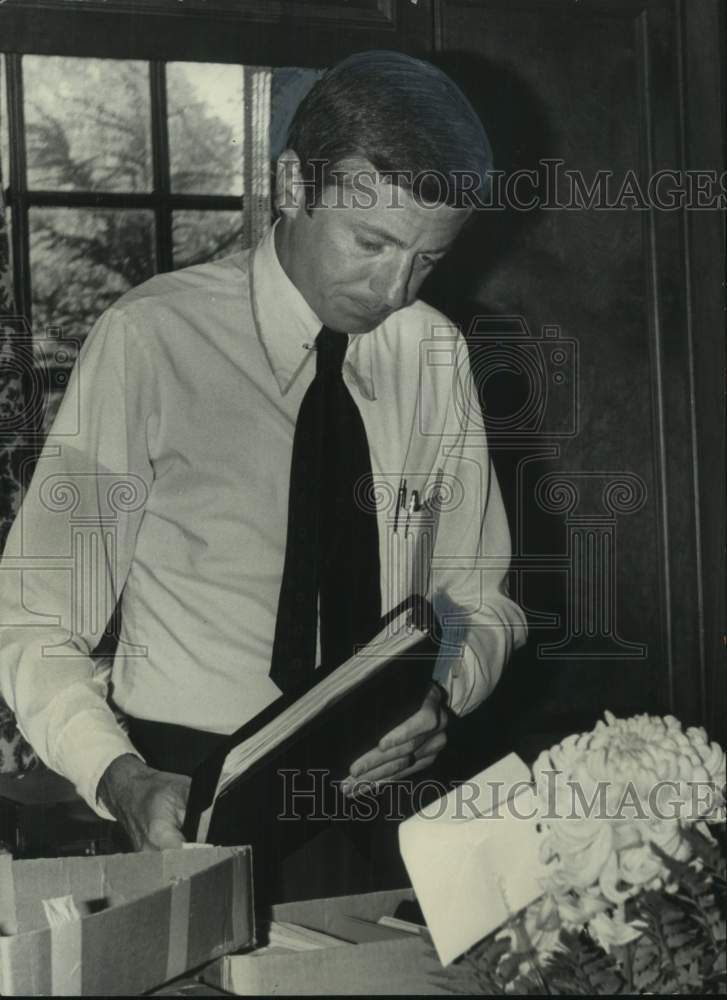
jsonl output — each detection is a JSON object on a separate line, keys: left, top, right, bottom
{"left": 316, "top": 326, "right": 347, "bottom": 375}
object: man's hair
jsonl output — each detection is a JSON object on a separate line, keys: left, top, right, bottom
{"left": 285, "top": 50, "right": 493, "bottom": 209}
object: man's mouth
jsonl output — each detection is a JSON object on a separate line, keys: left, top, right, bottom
{"left": 350, "top": 298, "right": 388, "bottom": 320}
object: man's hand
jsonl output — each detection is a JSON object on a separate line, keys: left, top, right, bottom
{"left": 340, "top": 683, "right": 448, "bottom": 797}
{"left": 98, "top": 754, "right": 192, "bottom": 851}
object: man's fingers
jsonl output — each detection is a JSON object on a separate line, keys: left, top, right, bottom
{"left": 349, "top": 732, "right": 425, "bottom": 776}
{"left": 378, "top": 713, "right": 438, "bottom": 753}
{"left": 169, "top": 775, "right": 192, "bottom": 826}
{"left": 350, "top": 714, "right": 446, "bottom": 777}
{"left": 128, "top": 825, "right": 147, "bottom": 852}
{"left": 344, "top": 684, "right": 449, "bottom": 790}
{"left": 401, "top": 750, "right": 439, "bottom": 778}
{"left": 148, "top": 819, "right": 186, "bottom": 851}
{"left": 345, "top": 753, "right": 413, "bottom": 789}
{"left": 414, "top": 727, "right": 447, "bottom": 760}
{"left": 377, "top": 685, "right": 445, "bottom": 752}
{"left": 101, "top": 758, "right": 192, "bottom": 852}
{"left": 146, "top": 790, "right": 189, "bottom": 850}
{"left": 342, "top": 751, "right": 440, "bottom": 798}
{"left": 394, "top": 729, "right": 447, "bottom": 775}
{"left": 343, "top": 729, "right": 448, "bottom": 794}
{"left": 350, "top": 740, "right": 414, "bottom": 777}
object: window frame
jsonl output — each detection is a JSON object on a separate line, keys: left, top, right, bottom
{"left": 0, "top": 0, "right": 426, "bottom": 317}
{"left": 3, "top": 54, "right": 248, "bottom": 327}
{"left": 0, "top": 0, "right": 428, "bottom": 432}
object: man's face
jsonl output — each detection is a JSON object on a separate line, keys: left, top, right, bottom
{"left": 275, "top": 156, "right": 471, "bottom": 334}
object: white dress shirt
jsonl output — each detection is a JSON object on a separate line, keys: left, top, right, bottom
{"left": 0, "top": 224, "right": 527, "bottom": 816}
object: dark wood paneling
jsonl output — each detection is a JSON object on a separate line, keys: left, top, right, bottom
{"left": 0, "top": 0, "right": 432, "bottom": 65}
{"left": 678, "top": 0, "right": 726, "bottom": 741}
{"left": 425, "top": 0, "right": 724, "bottom": 761}
{"left": 7, "top": 0, "right": 396, "bottom": 25}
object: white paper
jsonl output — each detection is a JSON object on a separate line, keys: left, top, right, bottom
{"left": 398, "top": 753, "right": 547, "bottom": 965}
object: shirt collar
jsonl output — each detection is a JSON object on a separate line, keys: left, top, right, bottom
{"left": 250, "top": 222, "right": 376, "bottom": 400}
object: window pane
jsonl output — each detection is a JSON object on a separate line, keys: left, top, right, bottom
{"left": 24, "top": 56, "right": 152, "bottom": 192}
{"left": 30, "top": 206, "right": 155, "bottom": 344}
{"left": 30, "top": 207, "right": 155, "bottom": 429}
{"left": 172, "top": 210, "right": 243, "bottom": 269}
{"left": 167, "top": 62, "right": 244, "bottom": 196}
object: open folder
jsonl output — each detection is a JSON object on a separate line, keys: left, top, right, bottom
{"left": 182, "top": 595, "right": 442, "bottom": 891}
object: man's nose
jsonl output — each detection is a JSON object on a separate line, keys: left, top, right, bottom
{"left": 371, "top": 256, "right": 412, "bottom": 311}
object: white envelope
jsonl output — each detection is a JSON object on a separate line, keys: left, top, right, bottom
{"left": 398, "top": 753, "right": 547, "bottom": 965}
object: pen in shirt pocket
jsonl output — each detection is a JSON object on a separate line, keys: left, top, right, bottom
{"left": 393, "top": 477, "right": 407, "bottom": 534}
{"left": 404, "top": 490, "right": 420, "bottom": 537}
{"left": 387, "top": 469, "right": 444, "bottom": 614}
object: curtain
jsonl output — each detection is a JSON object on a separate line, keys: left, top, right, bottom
{"left": 243, "top": 66, "right": 272, "bottom": 247}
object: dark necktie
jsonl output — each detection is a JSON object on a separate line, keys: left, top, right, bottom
{"left": 269, "top": 326, "right": 382, "bottom": 693}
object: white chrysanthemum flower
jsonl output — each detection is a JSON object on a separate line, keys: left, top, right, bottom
{"left": 531, "top": 712, "right": 725, "bottom": 940}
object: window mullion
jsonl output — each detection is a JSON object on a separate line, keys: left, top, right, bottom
{"left": 150, "top": 60, "right": 173, "bottom": 273}
{"left": 24, "top": 191, "right": 241, "bottom": 212}
{"left": 5, "top": 53, "right": 31, "bottom": 326}
{"left": 4, "top": 52, "right": 44, "bottom": 443}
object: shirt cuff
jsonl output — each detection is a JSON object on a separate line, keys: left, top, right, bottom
{"left": 52, "top": 711, "right": 145, "bottom": 820}
{"left": 437, "top": 640, "right": 485, "bottom": 716}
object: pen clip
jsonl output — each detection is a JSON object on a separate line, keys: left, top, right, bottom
{"left": 404, "top": 490, "right": 420, "bottom": 538}
{"left": 393, "top": 478, "right": 407, "bottom": 534}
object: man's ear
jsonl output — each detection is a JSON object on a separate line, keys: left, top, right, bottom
{"left": 275, "top": 149, "right": 307, "bottom": 219}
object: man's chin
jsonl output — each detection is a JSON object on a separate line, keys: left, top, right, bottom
{"left": 345, "top": 313, "right": 390, "bottom": 335}
{"left": 325, "top": 302, "right": 391, "bottom": 335}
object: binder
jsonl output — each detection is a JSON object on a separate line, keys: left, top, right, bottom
{"left": 182, "top": 595, "right": 442, "bottom": 900}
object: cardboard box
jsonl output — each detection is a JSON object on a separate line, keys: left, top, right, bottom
{"left": 202, "top": 888, "right": 448, "bottom": 995}
{"left": 0, "top": 845, "right": 253, "bottom": 996}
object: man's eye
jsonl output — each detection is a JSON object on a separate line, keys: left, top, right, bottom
{"left": 356, "top": 236, "right": 384, "bottom": 253}
{"left": 417, "top": 254, "right": 439, "bottom": 269}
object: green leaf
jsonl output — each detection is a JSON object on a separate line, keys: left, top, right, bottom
{"left": 542, "top": 930, "right": 625, "bottom": 995}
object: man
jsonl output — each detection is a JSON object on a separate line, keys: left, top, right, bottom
{"left": 0, "top": 52, "right": 526, "bottom": 878}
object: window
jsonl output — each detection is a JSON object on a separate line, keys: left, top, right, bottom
{"left": 1, "top": 54, "right": 255, "bottom": 429}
